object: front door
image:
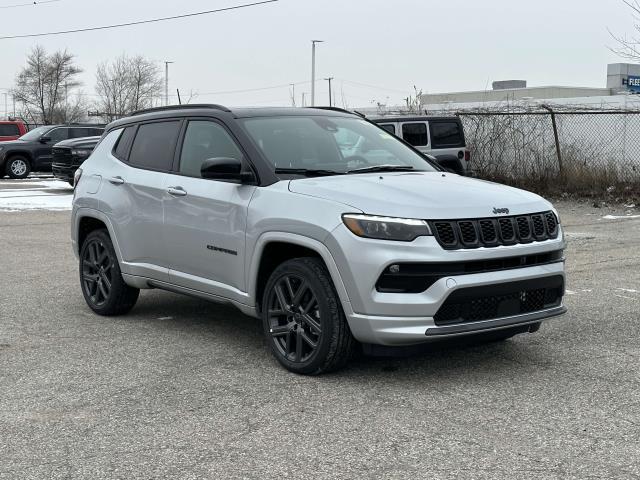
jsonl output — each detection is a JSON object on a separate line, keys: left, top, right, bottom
{"left": 35, "top": 127, "right": 69, "bottom": 168}
{"left": 163, "top": 119, "right": 255, "bottom": 299}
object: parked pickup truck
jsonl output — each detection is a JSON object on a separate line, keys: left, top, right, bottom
{"left": 52, "top": 136, "right": 101, "bottom": 185}
{"left": 0, "top": 120, "right": 27, "bottom": 142}
{"left": 370, "top": 116, "right": 470, "bottom": 175}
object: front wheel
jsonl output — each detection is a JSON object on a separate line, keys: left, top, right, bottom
{"left": 6, "top": 156, "right": 31, "bottom": 179}
{"left": 262, "top": 257, "right": 356, "bottom": 375}
{"left": 79, "top": 229, "right": 139, "bottom": 315}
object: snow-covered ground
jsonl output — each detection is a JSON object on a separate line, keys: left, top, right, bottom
{"left": 0, "top": 177, "right": 73, "bottom": 211}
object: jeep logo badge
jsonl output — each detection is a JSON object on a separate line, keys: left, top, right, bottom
{"left": 493, "top": 207, "right": 510, "bottom": 215}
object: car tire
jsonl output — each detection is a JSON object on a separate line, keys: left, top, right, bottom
{"left": 6, "top": 156, "right": 31, "bottom": 179}
{"left": 79, "top": 229, "right": 139, "bottom": 316}
{"left": 262, "top": 257, "right": 356, "bottom": 375}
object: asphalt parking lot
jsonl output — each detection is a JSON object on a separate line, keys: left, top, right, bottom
{"left": 1, "top": 187, "right": 639, "bottom": 479}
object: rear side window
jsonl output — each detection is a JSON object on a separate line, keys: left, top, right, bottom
{"left": 128, "top": 121, "right": 181, "bottom": 171}
{"left": 430, "top": 121, "right": 464, "bottom": 148}
{"left": 402, "top": 123, "right": 428, "bottom": 146}
{"left": 0, "top": 124, "right": 20, "bottom": 136}
{"left": 113, "top": 126, "right": 137, "bottom": 161}
{"left": 379, "top": 124, "right": 395, "bottom": 134}
{"left": 89, "top": 128, "right": 104, "bottom": 136}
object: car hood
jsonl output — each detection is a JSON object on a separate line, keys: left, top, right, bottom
{"left": 288, "top": 172, "right": 552, "bottom": 219}
{"left": 54, "top": 136, "right": 101, "bottom": 148}
{"left": 0, "top": 139, "right": 30, "bottom": 147}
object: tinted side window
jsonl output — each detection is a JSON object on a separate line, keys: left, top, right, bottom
{"left": 89, "top": 128, "right": 104, "bottom": 136}
{"left": 113, "top": 126, "right": 137, "bottom": 161}
{"left": 128, "top": 121, "right": 181, "bottom": 171}
{"left": 379, "top": 124, "right": 395, "bottom": 135}
{"left": 0, "top": 124, "right": 20, "bottom": 136}
{"left": 402, "top": 123, "right": 428, "bottom": 146}
{"left": 47, "top": 128, "right": 69, "bottom": 143}
{"left": 70, "top": 128, "right": 90, "bottom": 138}
{"left": 179, "top": 121, "right": 243, "bottom": 177}
{"left": 430, "top": 121, "right": 464, "bottom": 148}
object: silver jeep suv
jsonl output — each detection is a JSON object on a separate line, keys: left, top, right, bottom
{"left": 71, "top": 105, "right": 566, "bottom": 374}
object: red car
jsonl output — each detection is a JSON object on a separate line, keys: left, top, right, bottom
{"left": 0, "top": 120, "right": 27, "bottom": 142}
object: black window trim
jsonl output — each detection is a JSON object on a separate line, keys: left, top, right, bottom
{"left": 401, "top": 121, "right": 430, "bottom": 147}
{"left": 122, "top": 118, "right": 184, "bottom": 174}
{"left": 171, "top": 116, "right": 259, "bottom": 184}
{"left": 111, "top": 124, "right": 139, "bottom": 162}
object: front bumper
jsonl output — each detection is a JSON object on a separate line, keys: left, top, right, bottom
{"left": 326, "top": 223, "right": 567, "bottom": 345}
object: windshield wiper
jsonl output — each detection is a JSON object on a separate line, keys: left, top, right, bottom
{"left": 347, "top": 165, "right": 415, "bottom": 174}
{"left": 275, "top": 168, "right": 344, "bottom": 177}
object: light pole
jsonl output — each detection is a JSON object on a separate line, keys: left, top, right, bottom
{"left": 324, "top": 77, "right": 333, "bottom": 107}
{"left": 164, "top": 61, "right": 174, "bottom": 106}
{"left": 3, "top": 93, "right": 7, "bottom": 120}
{"left": 310, "top": 40, "right": 323, "bottom": 106}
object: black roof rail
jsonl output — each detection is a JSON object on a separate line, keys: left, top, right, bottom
{"left": 131, "top": 103, "right": 232, "bottom": 116}
{"left": 309, "top": 106, "right": 364, "bottom": 118}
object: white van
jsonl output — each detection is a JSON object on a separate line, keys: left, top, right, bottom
{"left": 371, "top": 116, "right": 470, "bottom": 175}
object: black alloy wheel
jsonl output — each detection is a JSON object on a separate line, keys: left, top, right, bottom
{"left": 267, "top": 273, "right": 322, "bottom": 363}
{"left": 262, "top": 258, "right": 356, "bottom": 375}
{"left": 79, "top": 229, "right": 139, "bottom": 315}
{"left": 82, "top": 238, "right": 114, "bottom": 307}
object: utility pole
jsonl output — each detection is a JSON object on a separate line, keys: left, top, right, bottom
{"left": 164, "top": 61, "right": 174, "bottom": 106}
{"left": 301, "top": 92, "right": 306, "bottom": 107}
{"left": 290, "top": 83, "right": 296, "bottom": 107}
{"left": 3, "top": 93, "right": 7, "bottom": 120}
{"left": 324, "top": 77, "right": 334, "bottom": 107}
{"left": 310, "top": 40, "right": 323, "bottom": 107}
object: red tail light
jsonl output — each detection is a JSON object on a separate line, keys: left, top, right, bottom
{"left": 464, "top": 150, "right": 471, "bottom": 163}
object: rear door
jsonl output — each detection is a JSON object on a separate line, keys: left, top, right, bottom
{"left": 100, "top": 120, "right": 182, "bottom": 281}
{"left": 428, "top": 119, "right": 468, "bottom": 172}
{"left": 400, "top": 121, "right": 430, "bottom": 154}
{"left": 163, "top": 118, "right": 256, "bottom": 298}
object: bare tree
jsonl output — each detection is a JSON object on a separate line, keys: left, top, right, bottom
{"left": 12, "top": 46, "right": 83, "bottom": 124}
{"left": 94, "top": 54, "right": 162, "bottom": 122}
{"left": 609, "top": 0, "right": 640, "bottom": 60}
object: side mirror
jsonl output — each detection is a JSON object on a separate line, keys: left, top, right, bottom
{"left": 40, "top": 136, "right": 51, "bottom": 144}
{"left": 200, "top": 157, "right": 255, "bottom": 183}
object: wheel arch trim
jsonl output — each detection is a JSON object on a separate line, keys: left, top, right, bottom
{"left": 73, "top": 208, "right": 124, "bottom": 264}
{"left": 247, "top": 232, "right": 351, "bottom": 311}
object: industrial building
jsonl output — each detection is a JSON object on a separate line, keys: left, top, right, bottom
{"left": 419, "top": 63, "right": 640, "bottom": 107}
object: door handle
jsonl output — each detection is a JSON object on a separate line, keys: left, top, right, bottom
{"left": 108, "top": 176, "right": 125, "bottom": 185}
{"left": 167, "top": 186, "right": 187, "bottom": 197}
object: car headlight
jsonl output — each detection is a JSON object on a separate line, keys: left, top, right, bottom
{"left": 342, "top": 214, "right": 432, "bottom": 241}
{"left": 71, "top": 149, "right": 91, "bottom": 157}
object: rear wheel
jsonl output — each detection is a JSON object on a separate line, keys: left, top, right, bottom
{"left": 6, "top": 156, "right": 30, "bottom": 179}
{"left": 262, "top": 257, "right": 356, "bottom": 375}
{"left": 79, "top": 229, "right": 139, "bottom": 315}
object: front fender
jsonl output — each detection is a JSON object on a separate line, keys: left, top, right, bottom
{"left": 246, "top": 231, "right": 351, "bottom": 311}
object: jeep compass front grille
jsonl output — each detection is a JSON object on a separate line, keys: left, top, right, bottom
{"left": 429, "top": 211, "right": 559, "bottom": 250}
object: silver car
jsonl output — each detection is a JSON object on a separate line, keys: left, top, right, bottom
{"left": 71, "top": 105, "right": 566, "bottom": 374}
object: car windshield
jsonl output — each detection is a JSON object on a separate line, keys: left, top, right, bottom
{"left": 240, "top": 115, "right": 438, "bottom": 176}
{"left": 18, "top": 126, "right": 51, "bottom": 141}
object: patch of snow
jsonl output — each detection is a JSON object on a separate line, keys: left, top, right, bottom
{"left": 602, "top": 214, "right": 640, "bottom": 220}
{"left": 0, "top": 193, "right": 72, "bottom": 211}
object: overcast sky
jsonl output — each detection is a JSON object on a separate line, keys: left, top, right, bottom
{"left": 0, "top": 0, "right": 635, "bottom": 112}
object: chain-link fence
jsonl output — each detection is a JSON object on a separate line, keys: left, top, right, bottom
{"left": 457, "top": 108, "right": 640, "bottom": 193}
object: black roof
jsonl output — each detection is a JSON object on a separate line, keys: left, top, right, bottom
{"left": 107, "top": 105, "right": 356, "bottom": 131}
{"left": 370, "top": 115, "right": 461, "bottom": 123}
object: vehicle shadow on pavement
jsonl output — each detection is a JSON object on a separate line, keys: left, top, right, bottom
{"left": 125, "top": 290, "right": 549, "bottom": 380}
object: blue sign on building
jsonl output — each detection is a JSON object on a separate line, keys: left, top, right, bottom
{"left": 623, "top": 75, "right": 640, "bottom": 92}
